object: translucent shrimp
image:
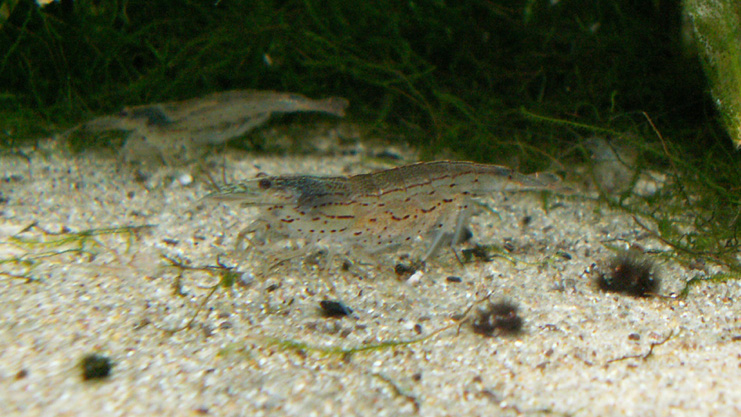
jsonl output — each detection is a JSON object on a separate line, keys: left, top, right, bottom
{"left": 208, "top": 160, "right": 561, "bottom": 261}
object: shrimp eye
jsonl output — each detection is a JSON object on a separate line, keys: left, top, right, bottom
{"left": 258, "top": 178, "right": 272, "bottom": 189}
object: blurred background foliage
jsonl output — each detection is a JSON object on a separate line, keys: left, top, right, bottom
{"left": 0, "top": 0, "right": 716, "bottom": 158}
{"left": 2, "top": 0, "right": 741, "bottom": 271}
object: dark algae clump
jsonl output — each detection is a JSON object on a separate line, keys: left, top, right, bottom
{"left": 596, "top": 251, "right": 660, "bottom": 297}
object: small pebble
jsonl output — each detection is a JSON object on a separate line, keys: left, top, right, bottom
{"left": 472, "top": 300, "right": 523, "bottom": 336}
{"left": 80, "top": 353, "right": 113, "bottom": 381}
{"left": 394, "top": 263, "right": 417, "bottom": 277}
{"left": 176, "top": 173, "right": 194, "bottom": 186}
{"left": 319, "top": 300, "right": 353, "bottom": 318}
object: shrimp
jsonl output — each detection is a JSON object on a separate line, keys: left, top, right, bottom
{"left": 208, "top": 160, "right": 561, "bottom": 261}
